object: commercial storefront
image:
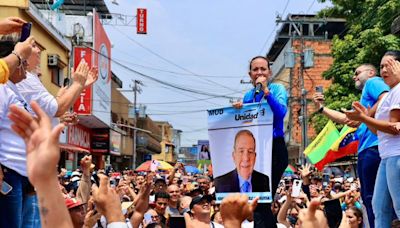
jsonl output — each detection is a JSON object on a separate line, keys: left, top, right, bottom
{"left": 71, "top": 9, "right": 112, "bottom": 168}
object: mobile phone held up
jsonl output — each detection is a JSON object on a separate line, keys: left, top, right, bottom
{"left": 63, "top": 77, "right": 70, "bottom": 87}
{"left": 291, "top": 179, "right": 303, "bottom": 197}
{"left": 20, "top": 22, "right": 32, "bottom": 42}
{"left": 322, "top": 174, "right": 330, "bottom": 190}
{"left": 1, "top": 181, "right": 13, "bottom": 195}
{"left": 315, "top": 86, "right": 323, "bottom": 93}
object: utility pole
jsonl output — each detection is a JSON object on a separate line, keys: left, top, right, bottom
{"left": 299, "top": 33, "right": 308, "bottom": 165}
{"left": 131, "top": 80, "right": 142, "bottom": 169}
{"left": 276, "top": 15, "right": 324, "bottom": 164}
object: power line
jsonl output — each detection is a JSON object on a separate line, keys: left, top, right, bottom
{"left": 306, "top": 0, "right": 316, "bottom": 14}
{"left": 281, "top": 0, "right": 290, "bottom": 19}
{"left": 113, "top": 57, "right": 244, "bottom": 79}
{"left": 108, "top": 25, "right": 242, "bottom": 93}
{"left": 258, "top": 25, "right": 278, "bottom": 56}
{"left": 68, "top": 88, "right": 246, "bottom": 106}
{"left": 116, "top": 66, "right": 224, "bottom": 106}
{"left": 82, "top": 44, "right": 239, "bottom": 99}
{"left": 92, "top": 109, "right": 207, "bottom": 116}
{"left": 258, "top": 0, "right": 290, "bottom": 55}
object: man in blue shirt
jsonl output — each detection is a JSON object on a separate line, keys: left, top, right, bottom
{"left": 313, "top": 63, "right": 389, "bottom": 228}
{"left": 233, "top": 56, "right": 288, "bottom": 228}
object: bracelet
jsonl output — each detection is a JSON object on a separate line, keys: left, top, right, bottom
{"left": 318, "top": 106, "right": 324, "bottom": 113}
{"left": 263, "top": 89, "right": 270, "bottom": 97}
{"left": 11, "top": 51, "right": 22, "bottom": 67}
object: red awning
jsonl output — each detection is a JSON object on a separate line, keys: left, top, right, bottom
{"left": 59, "top": 144, "right": 90, "bottom": 153}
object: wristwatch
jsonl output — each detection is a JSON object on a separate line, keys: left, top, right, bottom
{"left": 318, "top": 106, "right": 324, "bottom": 113}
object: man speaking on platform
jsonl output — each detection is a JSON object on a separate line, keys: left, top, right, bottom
{"left": 214, "top": 129, "right": 270, "bottom": 193}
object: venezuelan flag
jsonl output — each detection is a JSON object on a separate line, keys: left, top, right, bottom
{"left": 314, "top": 126, "right": 359, "bottom": 170}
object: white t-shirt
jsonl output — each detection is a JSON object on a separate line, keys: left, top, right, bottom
{"left": 375, "top": 82, "right": 400, "bottom": 159}
{"left": 17, "top": 72, "right": 58, "bottom": 117}
{"left": 0, "top": 81, "right": 36, "bottom": 176}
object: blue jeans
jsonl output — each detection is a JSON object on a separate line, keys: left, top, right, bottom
{"left": 357, "top": 146, "right": 380, "bottom": 228}
{"left": 372, "top": 155, "right": 400, "bottom": 228}
{"left": 0, "top": 167, "right": 41, "bottom": 228}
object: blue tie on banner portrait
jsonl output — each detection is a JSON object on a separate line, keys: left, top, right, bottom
{"left": 242, "top": 181, "right": 250, "bottom": 193}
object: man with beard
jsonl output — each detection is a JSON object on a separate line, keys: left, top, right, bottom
{"left": 313, "top": 63, "right": 389, "bottom": 228}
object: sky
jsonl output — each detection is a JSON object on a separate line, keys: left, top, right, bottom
{"left": 103, "top": 0, "right": 331, "bottom": 147}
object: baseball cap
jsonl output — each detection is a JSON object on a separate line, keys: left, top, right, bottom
{"left": 189, "top": 195, "right": 212, "bottom": 210}
{"left": 65, "top": 198, "right": 85, "bottom": 210}
{"left": 189, "top": 188, "right": 203, "bottom": 197}
{"left": 155, "top": 178, "right": 166, "bottom": 185}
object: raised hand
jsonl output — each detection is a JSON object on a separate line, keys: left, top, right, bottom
{"left": 72, "top": 59, "right": 89, "bottom": 87}
{"left": 135, "top": 172, "right": 153, "bottom": 213}
{"left": 297, "top": 199, "right": 328, "bottom": 227}
{"left": 299, "top": 163, "right": 312, "bottom": 178}
{"left": 344, "top": 101, "right": 367, "bottom": 121}
{"left": 84, "top": 67, "right": 98, "bottom": 87}
{"left": 59, "top": 112, "right": 79, "bottom": 126}
{"left": 80, "top": 155, "right": 93, "bottom": 176}
{"left": 8, "top": 101, "right": 64, "bottom": 186}
{"left": 220, "top": 194, "right": 258, "bottom": 227}
{"left": 313, "top": 93, "right": 325, "bottom": 109}
{"left": 8, "top": 101, "right": 72, "bottom": 228}
{"left": 0, "top": 17, "right": 26, "bottom": 34}
{"left": 13, "top": 36, "right": 35, "bottom": 61}
{"left": 130, "top": 172, "right": 154, "bottom": 228}
{"left": 83, "top": 198, "right": 102, "bottom": 228}
{"left": 387, "top": 58, "right": 400, "bottom": 80}
{"left": 92, "top": 174, "right": 125, "bottom": 223}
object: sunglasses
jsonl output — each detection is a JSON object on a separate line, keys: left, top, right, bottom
{"left": 354, "top": 69, "right": 370, "bottom": 76}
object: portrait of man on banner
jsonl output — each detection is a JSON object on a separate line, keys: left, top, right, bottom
{"left": 214, "top": 129, "right": 270, "bottom": 193}
{"left": 208, "top": 103, "right": 273, "bottom": 203}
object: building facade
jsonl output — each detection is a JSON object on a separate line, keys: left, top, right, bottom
{"left": 153, "top": 121, "right": 176, "bottom": 163}
{"left": 265, "top": 14, "right": 346, "bottom": 164}
{"left": 135, "top": 116, "right": 162, "bottom": 167}
{"left": 110, "top": 73, "right": 134, "bottom": 171}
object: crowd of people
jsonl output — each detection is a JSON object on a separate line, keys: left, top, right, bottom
{"left": 0, "top": 15, "right": 400, "bottom": 228}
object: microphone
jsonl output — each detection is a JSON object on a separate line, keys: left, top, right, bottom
{"left": 255, "top": 82, "right": 262, "bottom": 95}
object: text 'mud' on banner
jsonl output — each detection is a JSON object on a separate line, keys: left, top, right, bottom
{"left": 208, "top": 103, "right": 274, "bottom": 203}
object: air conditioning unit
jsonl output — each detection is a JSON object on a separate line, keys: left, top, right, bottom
{"left": 48, "top": 54, "right": 59, "bottom": 67}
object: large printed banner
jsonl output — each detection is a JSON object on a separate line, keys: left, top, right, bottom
{"left": 208, "top": 103, "right": 273, "bottom": 203}
{"left": 92, "top": 10, "right": 111, "bottom": 126}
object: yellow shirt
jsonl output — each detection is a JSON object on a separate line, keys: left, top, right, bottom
{"left": 0, "top": 59, "right": 9, "bottom": 84}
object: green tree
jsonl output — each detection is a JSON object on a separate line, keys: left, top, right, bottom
{"left": 311, "top": 0, "right": 400, "bottom": 133}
